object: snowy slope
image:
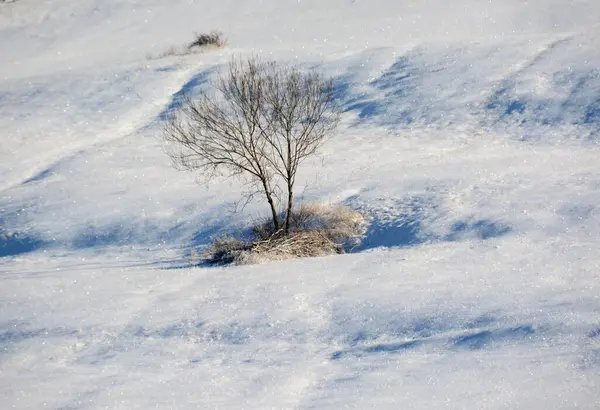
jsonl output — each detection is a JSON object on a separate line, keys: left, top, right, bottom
{"left": 1, "top": 0, "right": 600, "bottom": 408}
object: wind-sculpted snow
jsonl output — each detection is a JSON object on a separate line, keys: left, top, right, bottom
{"left": 334, "top": 36, "right": 600, "bottom": 139}
{"left": 1, "top": 0, "right": 600, "bottom": 408}
{"left": 2, "top": 245, "right": 599, "bottom": 408}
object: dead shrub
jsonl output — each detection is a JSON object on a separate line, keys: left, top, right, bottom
{"left": 251, "top": 203, "right": 365, "bottom": 245}
{"left": 201, "top": 236, "right": 251, "bottom": 266}
{"left": 147, "top": 31, "right": 227, "bottom": 60}
{"left": 188, "top": 31, "right": 227, "bottom": 50}
{"left": 250, "top": 230, "right": 343, "bottom": 262}
{"left": 292, "top": 203, "right": 365, "bottom": 246}
{"left": 201, "top": 204, "right": 365, "bottom": 265}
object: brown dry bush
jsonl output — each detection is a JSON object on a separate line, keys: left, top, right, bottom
{"left": 147, "top": 31, "right": 226, "bottom": 60}
{"left": 201, "top": 204, "right": 365, "bottom": 265}
{"left": 202, "top": 236, "right": 251, "bottom": 266}
{"left": 188, "top": 31, "right": 227, "bottom": 50}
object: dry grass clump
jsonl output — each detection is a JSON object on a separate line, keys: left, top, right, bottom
{"left": 188, "top": 31, "right": 227, "bottom": 50}
{"left": 293, "top": 203, "right": 365, "bottom": 245}
{"left": 201, "top": 203, "right": 365, "bottom": 266}
{"left": 147, "top": 31, "right": 227, "bottom": 60}
{"left": 202, "top": 236, "right": 251, "bottom": 265}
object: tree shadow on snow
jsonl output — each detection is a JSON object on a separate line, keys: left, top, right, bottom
{"left": 70, "top": 218, "right": 231, "bottom": 252}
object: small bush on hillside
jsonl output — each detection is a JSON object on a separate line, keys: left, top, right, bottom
{"left": 201, "top": 204, "right": 366, "bottom": 266}
{"left": 188, "top": 31, "right": 227, "bottom": 50}
{"left": 147, "top": 31, "right": 227, "bottom": 60}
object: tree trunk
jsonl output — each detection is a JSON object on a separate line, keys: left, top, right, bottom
{"left": 262, "top": 179, "right": 280, "bottom": 232}
{"left": 284, "top": 134, "right": 294, "bottom": 236}
{"left": 284, "top": 183, "right": 293, "bottom": 236}
{"left": 268, "top": 193, "right": 280, "bottom": 233}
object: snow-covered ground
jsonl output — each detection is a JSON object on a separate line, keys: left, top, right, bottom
{"left": 1, "top": 0, "right": 600, "bottom": 408}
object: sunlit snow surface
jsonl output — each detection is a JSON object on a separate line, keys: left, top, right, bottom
{"left": 1, "top": 0, "right": 600, "bottom": 408}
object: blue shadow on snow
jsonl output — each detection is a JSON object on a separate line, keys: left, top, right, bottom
{"left": 0, "top": 232, "right": 46, "bottom": 258}
{"left": 157, "top": 69, "right": 215, "bottom": 121}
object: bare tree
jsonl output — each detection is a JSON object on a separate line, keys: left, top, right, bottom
{"left": 163, "top": 56, "right": 340, "bottom": 236}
